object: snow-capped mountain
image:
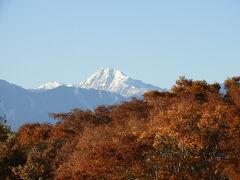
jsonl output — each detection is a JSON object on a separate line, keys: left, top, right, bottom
{"left": 38, "top": 81, "right": 65, "bottom": 90}
{"left": 38, "top": 68, "right": 165, "bottom": 97}
{"left": 78, "top": 68, "right": 165, "bottom": 97}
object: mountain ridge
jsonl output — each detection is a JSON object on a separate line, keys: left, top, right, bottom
{"left": 38, "top": 68, "right": 165, "bottom": 97}
{"left": 0, "top": 69, "right": 166, "bottom": 130}
{"left": 0, "top": 79, "right": 125, "bottom": 130}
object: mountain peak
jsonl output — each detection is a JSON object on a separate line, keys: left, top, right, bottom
{"left": 95, "top": 68, "right": 126, "bottom": 77}
{"left": 78, "top": 68, "right": 163, "bottom": 97}
{"left": 90, "top": 68, "right": 128, "bottom": 83}
{"left": 36, "top": 68, "right": 164, "bottom": 97}
{"left": 38, "top": 81, "right": 65, "bottom": 90}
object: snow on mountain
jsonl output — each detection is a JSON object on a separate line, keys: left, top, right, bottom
{"left": 38, "top": 81, "right": 65, "bottom": 90}
{"left": 36, "top": 68, "right": 165, "bottom": 97}
{"left": 78, "top": 68, "right": 165, "bottom": 97}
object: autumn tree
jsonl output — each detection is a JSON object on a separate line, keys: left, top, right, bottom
{"left": 2, "top": 77, "right": 240, "bottom": 179}
{"left": 0, "top": 116, "right": 25, "bottom": 180}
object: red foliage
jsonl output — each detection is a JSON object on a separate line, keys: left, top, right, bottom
{"left": 1, "top": 77, "right": 240, "bottom": 179}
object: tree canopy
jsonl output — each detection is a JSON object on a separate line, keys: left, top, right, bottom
{"left": 1, "top": 77, "right": 240, "bottom": 179}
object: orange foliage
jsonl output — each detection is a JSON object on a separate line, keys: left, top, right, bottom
{"left": 1, "top": 77, "right": 240, "bottom": 179}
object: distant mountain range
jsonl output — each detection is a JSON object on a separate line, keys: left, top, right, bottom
{"left": 38, "top": 68, "right": 165, "bottom": 97}
{"left": 0, "top": 68, "right": 165, "bottom": 130}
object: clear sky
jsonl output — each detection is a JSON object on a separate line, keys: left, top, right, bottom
{"left": 0, "top": 0, "right": 239, "bottom": 89}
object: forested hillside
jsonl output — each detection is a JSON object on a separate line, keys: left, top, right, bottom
{"left": 0, "top": 77, "right": 240, "bottom": 179}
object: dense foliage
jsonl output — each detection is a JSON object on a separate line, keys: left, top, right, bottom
{"left": 1, "top": 77, "right": 240, "bottom": 179}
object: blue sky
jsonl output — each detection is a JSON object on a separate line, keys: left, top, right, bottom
{"left": 0, "top": 0, "right": 239, "bottom": 89}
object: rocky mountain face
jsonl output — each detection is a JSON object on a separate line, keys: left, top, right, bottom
{"left": 39, "top": 68, "right": 164, "bottom": 97}
{"left": 78, "top": 68, "right": 164, "bottom": 97}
